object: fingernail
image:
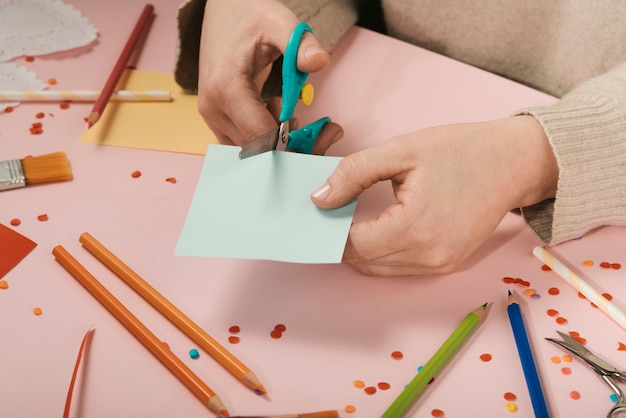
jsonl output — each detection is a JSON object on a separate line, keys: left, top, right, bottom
{"left": 311, "top": 182, "right": 331, "bottom": 201}
{"left": 303, "top": 45, "right": 325, "bottom": 59}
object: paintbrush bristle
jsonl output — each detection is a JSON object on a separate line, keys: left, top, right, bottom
{"left": 22, "top": 152, "right": 73, "bottom": 185}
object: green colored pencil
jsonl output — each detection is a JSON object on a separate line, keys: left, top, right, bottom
{"left": 382, "top": 303, "right": 488, "bottom": 418}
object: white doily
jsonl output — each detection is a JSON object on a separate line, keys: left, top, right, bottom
{"left": 0, "top": 62, "right": 46, "bottom": 111}
{"left": 0, "top": 0, "right": 98, "bottom": 62}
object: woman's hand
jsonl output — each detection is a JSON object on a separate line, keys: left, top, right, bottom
{"left": 311, "top": 116, "right": 558, "bottom": 276}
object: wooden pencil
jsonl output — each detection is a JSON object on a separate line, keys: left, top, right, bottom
{"left": 1, "top": 90, "right": 171, "bottom": 102}
{"left": 506, "top": 291, "right": 550, "bottom": 418}
{"left": 232, "top": 412, "right": 339, "bottom": 418}
{"left": 79, "top": 232, "right": 267, "bottom": 395}
{"left": 0, "top": 152, "right": 72, "bottom": 191}
{"left": 87, "top": 4, "right": 154, "bottom": 128}
{"left": 52, "top": 245, "right": 230, "bottom": 417}
{"left": 381, "top": 303, "right": 487, "bottom": 417}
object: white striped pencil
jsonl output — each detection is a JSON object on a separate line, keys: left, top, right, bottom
{"left": 0, "top": 90, "right": 171, "bottom": 102}
{"left": 533, "top": 246, "right": 626, "bottom": 330}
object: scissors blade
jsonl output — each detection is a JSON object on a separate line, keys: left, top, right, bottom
{"left": 239, "top": 127, "right": 279, "bottom": 159}
{"left": 547, "top": 331, "right": 625, "bottom": 377}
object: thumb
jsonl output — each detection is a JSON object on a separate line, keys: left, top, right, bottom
{"left": 296, "top": 31, "right": 330, "bottom": 73}
{"left": 311, "top": 151, "right": 380, "bottom": 209}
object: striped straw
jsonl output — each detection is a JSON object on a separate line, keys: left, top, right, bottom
{"left": 0, "top": 90, "right": 171, "bottom": 102}
{"left": 533, "top": 246, "right": 626, "bottom": 330}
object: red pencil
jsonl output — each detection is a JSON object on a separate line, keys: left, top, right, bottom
{"left": 87, "top": 4, "right": 154, "bottom": 128}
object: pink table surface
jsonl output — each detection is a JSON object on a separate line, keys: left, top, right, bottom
{"left": 2, "top": 1, "right": 626, "bottom": 417}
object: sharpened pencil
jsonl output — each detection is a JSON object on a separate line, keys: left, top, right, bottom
{"left": 506, "top": 291, "right": 550, "bottom": 418}
{"left": 88, "top": 4, "right": 154, "bottom": 128}
{"left": 78, "top": 232, "right": 267, "bottom": 395}
{"left": 232, "top": 411, "right": 339, "bottom": 418}
{"left": 52, "top": 245, "right": 230, "bottom": 417}
{"left": 381, "top": 303, "right": 487, "bottom": 417}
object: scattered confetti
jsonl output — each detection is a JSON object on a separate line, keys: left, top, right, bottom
{"left": 562, "top": 355, "right": 573, "bottom": 362}
{"left": 568, "top": 332, "right": 587, "bottom": 345}
{"left": 189, "top": 348, "right": 199, "bottom": 359}
{"left": 10, "top": 218, "right": 21, "bottom": 226}
{"left": 480, "top": 353, "right": 493, "bottom": 362}
{"left": 556, "top": 316, "right": 568, "bottom": 325}
{"left": 524, "top": 288, "right": 536, "bottom": 297}
{"left": 60, "top": 102, "right": 70, "bottom": 110}
{"left": 274, "top": 323, "right": 286, "bottom": 332}
{"left": 35, "top": 112, "right": 45, "bottom": 119}
{"left": 504, "top": 392, "right": 517, "bottom": 401}
{"left": 600, "top": 262, "right": 611, "bottom": 269}
{"left": 541, "top": 264, "right": 552, "bottom": 271}
{"left": 548, "top": 287, "right": 560, "bottom": 295}
{"left": 431, "top": 409, "right": 444, "bottom": 417}
{"left": 37, "top": 214, "right": 48, "bottom": 222}
{"left": 25, "top": 56, "right": 35, "bottom": 62}
{"left": 228, "top": 336, "right": 240, "bottom": 344}
{"left": 377, "top": 382, "right": 391, "bottom": 390}
{"left": 33, "top": 307, "right": 43, "bottom": 315}
{"left": 561, "top": 367, "right": 571, "bottom": 375}
{"left": 610, "top": 393, "right": 619, "bottom": 403}
{"left": 5, "top": 106, "right": 14, "bottom": 113}
{"left": 48, "top": 78, "right": 57, "bottom": 85}
{"left": 353, "top": 380, "right": 365, "bottom": 389}
{"left": 582, "top": 260, "right": 594, "bottom": 267}
{"left": 228, "top": 325, "right": 240, "bottom": 334}
{"left": 344, "top": 405, "right": 356, "bottom": 414}
{"left": 165, "top": 177, "right": 177, "bottom": 184}
{"left": 547, "top": 309, "right": 559, "bottom": 317}
{"left": 618, "top": 342, "right": 626, "bottom": 352}
{"left": 502, "top": 277, "right": 515, "bottom": 284}
{"left": 391, "top": 350, "right": 404, "bottom": 360}
{"left": 364, "top": 386, "right": 377, "bottom": 395}
{"left": 131, "top": 170, "right": 142, "bottom": 178}
{"left": 505, "top": 402, "right": 518, "bottom": 412}
{"left": 0, "top": 280, "right": 8, "bottom": 289}
{"left": 570, "top": 390, "right": 581, "bottom": 400}
{"left": 270, "top": 324, "right": 286, "bottom": 339}
{"left": 610, "top": 263, "right": 622, "bottom": 270}
{"left": 550, "top": 356, "right": 562, "bottom": 364}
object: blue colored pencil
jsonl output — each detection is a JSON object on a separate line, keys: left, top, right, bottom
{"left": 507, "top": 291, "right": 550, "bottom": 418}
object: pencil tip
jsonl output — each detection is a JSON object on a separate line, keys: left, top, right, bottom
{"left": 254, "top": 385, "right": 267, "bottom": 395}
{"left": 508, "top": 290, "right": 512, "bottom": 296}
{"left": 220, "top": 409, "right": 230, "bottom": 417}
{"left": 481, "top": 302, "right": 488, "bottom": 309}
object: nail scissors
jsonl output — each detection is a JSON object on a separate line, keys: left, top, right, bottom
{"left": 239, "top": 21, "right": 330, "bottom": 159}
{"left": 546, "top": 331, "right": 626, "bottom": 417}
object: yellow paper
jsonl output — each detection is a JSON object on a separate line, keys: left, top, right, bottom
{"left": 80, "top": 70, "right": 217, "bottom": 154}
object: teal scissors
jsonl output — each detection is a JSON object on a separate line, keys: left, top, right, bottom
{"left": 239, "top": 22, "right": 330, "bottom": 159}
{"left": 546, "top": 331, "right": 626, "bottom": 417}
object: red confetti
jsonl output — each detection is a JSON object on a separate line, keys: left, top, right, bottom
{"left": 556, "top": 316, "right": 568, "bottom": 325}
{"left": 25, "top": 56, "right": 35, "bottom": 62}
{"left": 502, "top": 277, "right": 515, "bottom": 284}
{"left": 5, "top": 106, "right": 14, "bottom": 113}
{"left": 228, "top": 336, "right": 240, "bottom": 344}
{"left": 165, "top": 177, "right": 177, "bottom": 184}
{"left": 570, "top": 390, "right": 581, "bottom": 400}
{"left": 270, "top": 329, "right": 282, "bottom": 339}
{"left": 561, "top": 367, "right": 571, "bottom": 375}
{"left": 618, "top": 342, "right": 626, "bottom": 352}
{"left": 431, "top": 409, "right": 445, "bottom": 417}
{"left": 9, "top": 218, "right": 21, "bottom": 226}
{"left": 228, "top": 325, "right": 240, "bottom": 334}
{"left": 479, "top": 353, "right": 492, "bottom": 362}
{"left": 503, "top": 392, "right": 517, "bottom": 401}
{"left": 611, "top": 263, "right": 622, "bottom": 270}
{"left": 391, "top": 350, "right": 404, "bottom": 360}
{"left": 547, "top": 308, "right": 559, "bottom": 317}
{"left": 60, "top": 103, "right": 70, "bottom": 110}
{"left": 377, "top": 382, "right": 391, "bottom": 390}
{"left": 35, "top": 112, "right": 45, "bottom": 119}
{"left": 548, "top": 287, "right": 560, "bottom": 295}
{"left": 131, "top": 170, "right": 142, "bottom": 178}
{"left": 600, "top": 261, "right": 611, "bottom": 269}
{"left": 37, "top": 214, "right": 48, "bottom": 222}
{"left": 364, "top": 386, "right": 377, "bottom": 395}
{"left": 274, "top": 324, "right": 287, "bottom": 332}
{"left": 541, "top": 264, "right": 552, "bottom": 271}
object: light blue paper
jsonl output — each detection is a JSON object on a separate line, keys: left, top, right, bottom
{"left": 175, "top": 144, "right": 356, "bottom": 263}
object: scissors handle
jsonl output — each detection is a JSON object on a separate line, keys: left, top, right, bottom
{"left": 287, "top": 117, "right": 330, "bottom": 154}
{"left": 280, "top": 22, "right": 312, "bottom": 123}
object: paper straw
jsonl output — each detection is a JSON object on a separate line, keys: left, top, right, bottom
{"left": 0, "top": 90, "right": 171, "bottom": 102}
{"left": 533, "top": 246, "right": 626, "bottom": 330}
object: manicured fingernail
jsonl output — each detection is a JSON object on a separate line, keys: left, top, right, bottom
{"left": 311, "top": 182, "right": 331, "bottom": 201}
{"left": 303, "top": 45, "right": 325, "bottom": 59}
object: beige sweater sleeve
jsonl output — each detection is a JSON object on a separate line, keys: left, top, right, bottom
{"left": 174, "top": 0, "right": 358, "bottom": 92}
{"left": 517, "top": 61, "right": 626, "bottom": 245}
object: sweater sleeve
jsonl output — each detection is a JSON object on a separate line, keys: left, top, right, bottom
{"left": 174, "top": 0, "right": 358, "bottom": 93}
{"left": 516, "top": 61, "right": 626, "bottom": 245}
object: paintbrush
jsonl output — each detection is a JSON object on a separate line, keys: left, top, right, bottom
{"left": 0, "top": 152, "right": 72, "bottom": 191}
{"left": 233, "top": 412, "right": 339, "bottom": 418}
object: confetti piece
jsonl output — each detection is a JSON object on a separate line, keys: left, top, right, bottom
{"left": 60, "top": 102, "right": 70, "bottom": 110}
{"left": 502, "top": 277, "right": 515, "bottom": 284}
{"left": 37, "top": 214, "right": 49, "bottom": 222}
{"left": 618, "top": 343, "right": 626, "bottom": 352}
{"left": 5, "top": 106, "right": 14, "bottom": 113}
{"left": 228, "top": 336, "right": 240, "bottom": 344}
{"left": 33, "top": 307, "right": 43, "bottom": 315}
{"left": 548, "top": 287, "right": 560, "bottom": 295}
{"left": 344, "top": 405, "right": 356, "bottom": 413}
{"left": 600, "top": 262, "right": 611, "bottom": 269}
{"left": 611, "top": 263, "right": 622, "bottom": 270}
{"left": 556, "top": 316, "right": 568, "bottom": 325}
{"left": 63, "top": 329, "right": 95, "bottom": 418}
{"left": 562, "top": 355, "right": 573, "bottom": 362}
{"left": 505, "top": 402, "right": 518, "bottom": 412}
{"left": 165, "top": 177, "right": 177, "bottom": 184}
{"left": 582, "top": 260, "right": 594, "bottom": 267}
{"left": 561, "top": 367, "right": 571, "bottom": 375}
{"left": 25, "top": 56, "right": 35, "bottom": 62}
{"left": 431, "top": 409, "right": 444, "bottom": 417}
{"left": 611, "top": 393, "right": 619, "bottom": 403}
{"left": 353, "top": 380, "right": 365, "bottom": 389}
{"left": 48, "top": 78, "right": 57, "bottom": 85}
{"left": 524, "top": 288, "right": 536, "bottom": 297}
{"left": 35, "top": 112, "right": 45, "bottom": 119}
{"left": 504, "top": 392, "right": 517, "bottom": 401}
{"left": 377, "top": 382, "right": 391, "bottom": 390}
{"left": 131, "top": 170, "right": 142, "bottom": 178}
{"left": 270, "top": 329, "right": 282, "bottom": 339}
{"left": 547, "top": 309, "right": 559, "bottom": 317}
{"left": 570, "top": 390, "right": 580, "bottom": 400}
{"left": 0, "top": 280, "right": 8, "bottom": 289}
{"left": 550, "top": 356, "right": 562, "bottom": 364}
{"left": 391, "top": 350, "right": 404, "bottom": 360}
{"left": 189, "top": 348, "right": 199, "bottom": 359}
{"left": 228, "top": 325, "right": 240, "bottom": 334}
{"left": 479, "top": 353, "right": 492, "bottom": 362}
{"left": 364, "top": 386, "right": 377, "bottom": 395}
{"left": 274, "top": 324, "right": 287, "bottom": 332}
{"left": 9, "top": 218, "right": 21, "bottom": 226}
{"left": 541, "top": 264, "right": 552, "bottom": 271}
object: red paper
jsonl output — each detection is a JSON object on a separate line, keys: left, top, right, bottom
{"left": 0, "top": 223, "right": 37, "bottom": 279}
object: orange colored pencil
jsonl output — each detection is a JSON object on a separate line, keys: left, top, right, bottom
{"left": 52, "top": 245, "right": 230, "bottom": 417}
{"left": 78, "top": 232, "right": 267, "bottom": 395}
{"left": 87, "top": 4, "right": 154, "bottom": 128}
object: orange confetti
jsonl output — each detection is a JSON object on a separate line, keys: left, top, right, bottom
{"left": 524, "top": 288, "right": 536, "bottom": 296}
{"left": 364, "top": 386, "right": 377, "bottom": 395}
{"left": 562, "top": 355, "right": 573, "bottom": 362}
{"left": 33, "top": 307, "right": 43, "bottom": 315}
{"left": 431, "top": 409, "right": 445, "bottom": 417}
{"left": 131, "top": 170, "right": 142, "bottom": 178}
{"left": 10, "top": 218, "right": 21, "bottom": 226}
{"left": 48, "top": 78, "right": 57, "bottom": 85}
{"left": 391, "top": 350, "right": 404, "bottom": 360}
{"left": 577, "top": 292, "right": 587, "bottom": 299}
{"left": 561, "top": 367, "right": 571, "bottom": 375}
{"left": 547, "top": 309, "right": 559, "bottom": 317}
{"left": 60, "top": 102, "right": 70, "bottom": 110}
{"left": 582, "top": 260, "right": 594, "bottom": 267}
{"left": 617, "top": 342, "right": 626, "bottom": 352}
{"left": 5, "top": 106, "right": 14, "bottom": 113}
{"left": 570, "top": 390, "right": 581, "bottom": 400}
{"left": 377, "top": 382, "right": 391, "bottom": 390}
{"left": 550, "top": 356, "right": 562, "bottom": 364}
{"left": 353, "top": 379, "right": 365, "bottom": 389}
{"left": 344, "top": 405, "right": 356, "bottom": 413}
{"left": 35, "top": 112, "right": 45, "bottom": 119}
{"left": 25, "top": 56, "right": 34, "bottom": 62}
{"left": 228, "top": 336, "right": 240, "bottom": 344}
{"left": 602, "top": 293, "right": 613, "bottom": 301}
{"left": 503, "top": 392, "right": 517, "bottom": 401}
{"left": 556, "top": 316, "right": 568, "bottom": 325}
{"left": 165, "top": 177, "right": 177, "bottom": 184}
{"left": 548, "top": 287, "right": 560, "bottom": 295}
{"left": 0, "top": 280, "right": 8, "bottom": 289}
{"left": 480, "top": 353, "right": 493, "bottom": 362}
{"left": 37, "top": 214, "right": 49, "bottom": 222}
